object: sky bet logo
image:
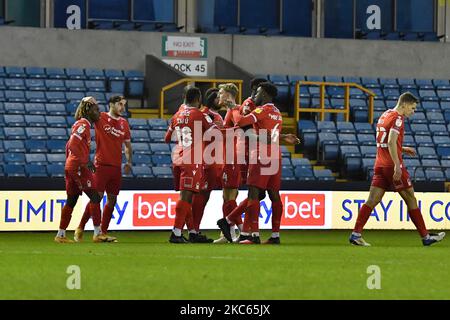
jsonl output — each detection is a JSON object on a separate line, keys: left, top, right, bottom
{"left": 280, "top": 193, "right": 325, "bottom": 226}
{"left": 133, "top": 194, "right": 177, "bottom": 227}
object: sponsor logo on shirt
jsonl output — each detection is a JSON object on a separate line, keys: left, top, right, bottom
{"left": 103, "top": 125, "right": 126, "bottom": 138}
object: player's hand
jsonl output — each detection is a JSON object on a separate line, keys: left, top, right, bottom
{"left": 242, "top": 105, "right": 251, "bottom": 115}
{"left": 393, "top": 164, "right": 402, "bottom": 181}
{"left": 402, "top": 147, "right": 416, "bottom": 156}
{"left": 87, "top": 161, "right": 96, "bottom": 173}
{"left": 123, "top": 162, "right": 132, "bottom": 174}
{"left": 282, "top": 134, "right": 301, "bottom": 145}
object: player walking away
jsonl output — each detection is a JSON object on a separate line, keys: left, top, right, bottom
{"left": 75, "top": 96, "right": 132, "bottom": 243}
{"left": 349, "top": 92, "right": 446, "bottom": 246}
{"left": 55, "top": 97, "right": 102, "bottom": 243}
{"left": 188, "top": 88, "right": 223, "bottom": 243}
{"left": 166, "top": 86, "right": 216, "bottom": 243}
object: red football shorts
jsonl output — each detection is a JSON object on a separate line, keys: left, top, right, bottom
{"left": 202, "top": 164, "right": 223, "bottom": 191}
{"left": 173, "top": 164, "right": 203, "bottom": 193}
{"left": 246, "top": 160, "right": 281, "bottom": 191}
{"left": 65, "top": 167, "right": 95, "bottom": 196}
{"left": 94, "top": 165, "right": 122, "bottom": 195}
{"left": 222, "top": 164, "right": 241, "bottom": 189}
{"left": 371, "top": 165, "right": 412, "bottom": 192}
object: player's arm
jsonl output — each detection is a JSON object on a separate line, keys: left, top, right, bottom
{"left": 164, "top": 118, "right": 175, "bottom": 143}
{"left": 67, "top": 134, "right": 92, "bottom": 171}
{"left": 123, "top": 140, "right": 132, "bottom": 174}
{"left": 280, "top": 133, "right": 301, "bottom": 145}
{"left": 223, "top": 109, "right": 234, "bottom": 128}
{"left": 402, "top": 146, "right": 416, "bottom": 156}
{"left": 387, "top": 130, "right": 402, "bottom": 180}
{"left": 236, "top": 112, "right": 257, "bottom": 127}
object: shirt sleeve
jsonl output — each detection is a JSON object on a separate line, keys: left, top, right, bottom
{"left": 164, "top": 117, "right": 175, "bottom": 144}
{"left": 391, "top": 116, "right": 404, "bottom": 135}
{"left": 124, "top": 121, "right": 131, "bottom": 141}
{"left": 223, "top": 109, "right": 234, "bottom": 128}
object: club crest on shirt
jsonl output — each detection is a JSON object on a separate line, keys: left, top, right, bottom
{"left": 77, "top": 124, "right": 86, "bottom": 134}
{"left": 395, "top": 118, "right": 402, "bottom": 127}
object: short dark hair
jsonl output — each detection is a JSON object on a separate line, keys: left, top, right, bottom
{"left": 250, "top": 78, "right": 267, "bottom": 89}
{"left": 259, "top": 82, "right": 278, "bottom": 98}
{"left": 108, "top": 95, "right": 125, "bottom": 105}
{"left": 185, "top": 86, "right": 201, "bottom": 104}
{"left": 398, "top": 92, "right": 419, "bottom": 105}
{"left": 205, "top": 88, "right": 219, "bottom": 108}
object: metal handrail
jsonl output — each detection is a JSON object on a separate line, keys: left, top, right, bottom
{"left": 294, "top": 81, "right": 375, "bottom": 124}
{"left": 159, "top": 78, "right": 244, "bottom": 118}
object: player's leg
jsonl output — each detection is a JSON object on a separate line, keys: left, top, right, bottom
{"left": 349, "top": 185, "right": 385, "bottom": 246}
{"left": 239, "top": 186, "right": 262, "bottom": 244}
{"left": 190, "top": 190, "right": 214, "bottom": 243}
{"left": 264, "top": 189, "right": 282, "bottom": 244}
{"left": 170, "top": 190, "right": 194, "bottom": 243}
{"left": 398, "top": 187, "right": 445, "bottom": 246}
{"left": 55, "top": 194, "right": 79, "bottom": 243}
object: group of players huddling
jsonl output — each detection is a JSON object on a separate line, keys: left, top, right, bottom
{"left": 55, "top": 80, "right": 445, "bottom": 247}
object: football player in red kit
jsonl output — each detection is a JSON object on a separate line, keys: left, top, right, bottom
{"left": 75, "top": 96, "right": 132, "bottom": 243}
{"left": 55, "top": 97, "right": 102, "bottom": 243}
{"left": 350, "top": 92, "right": 445, "bottom": 246}
{"left": 218, "top": 82, "right": 286, "bottom": 244}
{"left": 166, "top": 86, "right": 216, "bottom": 243}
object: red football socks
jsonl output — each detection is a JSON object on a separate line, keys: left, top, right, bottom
{"left": 247, "top": 199, "right": 260, "bottom": 233}
{"left": 192, "top": 193, "right": 208, "bottom": 231}
{"left": 353, "top": 204, "right": 373, "bottom": 233}
{"left": 59, "top": 205, "right": 74, "bottom": 230}
{"left": 222, "top": 200, "right": 237, "bottom": 219}
{"left": 78, "top": 203, "right": 91, "bottom": 229}
{"left": 185, "top": 204, "right": 195, "bottom": 231}
{"left": 271, "top": 200, "right": 283, "bottom": 233}
{"left": 100, "top": 204, "right": 113, "bottom": 234}
{"left": 175, "top": 200, "right": 191, "bottom": 230}
{"left": 227, "top": 199, "right": 247, "bottom": 225}
{"left": 408, "top": 208, "right": 428, "bottom": 238}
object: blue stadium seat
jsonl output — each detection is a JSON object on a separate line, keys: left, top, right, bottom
{"left": 291, "top": 158, "right": 312, "bottom": 167}
{"left": 360, "top": 145, "right": 376, "bottom": 157}
{"left": 418, "top": 146, "right": 438, "bottom": 159}
{"left": 125, "top": 70, "right": 144, "bottom": 97}
{"left": 25, "top": 153, "right": 47, "bottom": 164}
{"left": 410, "top": 123, "right": 429, "bottom": 134}
{"left": 421, "top": 159, "right": 441, "bottom": 168}
{"left": 46, "top": 91, "right": 67, "bottom": 103}
{"left": 132, "top": 142, "right": 151, "bottom": 154}
{"left": 149, "top": 130, "right": 166, "bottom": 142}
{"left": 433, "top": 135, "right": 450, "bottom": 145}
{"left": 46, "top": 67, "right": 67, "bottom": 79}
{"left": 47, "top": 128, "right": 68, "bottom": 140}
{"left": 5, "top": 78, "right": 26, "bottom": 90}
{"left": 437, "top": 144, "right": 450, "bottom": 159}
{"left": 133, "top": 154, "right": 151, "bottom": 166}
{"left": 414, "top": 135, "right": 433, "bottom": 147}
{"left": 131, "top": 130, "right": 150, "bottom": 142}
{"left": 361, "top": 77, "right": 380, "bottom": 88}
{"left": 25, "top": 115, "right": 47, "bottom": 127}
{"left": 47, "top": 164, "right": 65, "bottom": 177}
{"left": 437, "top": 90, "right": 450, "bottom": 100}
{"left": 47, "top": 140, "right": 66, "bottom": 152}
{"left": 0, "top": 78, "right": 5, "bottom": 90}
{"left": 65, "top": 102, "right": 78, "bottom": 115}
{"left": 108, "top": 76, "right": 126, "bottom": 94}
{"left": 282, "top": 157, "right": 292, "bottom": 167}
{"left": 398, "top": 78, "right": 416, "bottom": 89}
{"left": 46, "top": 103, "right": 67, "bottom": 115}
{"left": 46, "top": 116, "right": 67, "bottom": 127}
{"left": 26, "top": 91, "right": 46, "bottom": 103}
{"left": 5, "top": 153, "right": 26, "bottom": 165}
{"left": 317, "top": 121, "right": 336, "bottom": 132}
{"left": 354, "top": 122, "right": 373, "bottom": 133}
{"left": 314, "top": 169, "right": 335, "bottom": 181}
{"left": 25, "top": 127, "right": 48, "bottom": 140}
{"left": 85, "top": 68, "right": 106, "bottom": 80}
{"left": 45, "top": 79, "right": 66, "bottom": 91}
{"left": 434, "top": 79, "right": 450, "bottom": 90}
{"left": 422, "top": 101, "right": 440, "bottom": 111}
{"left": 129, "top": 118, "right": 149, "bottom": 130}
{"left": 358, "top": 134, "right": 376, "bottom": 145}
{"left": 65, "top": 80, "right": 86, "bottom": 92}
{"left": 5, "top": 66, "right": 26, "bottom": 78}
{"left": 26, "top": 164, "right": 48, "bottom": 177}
{"left": 403, "top": 135, "right": 416, "bottom": 147}
{"left": 3, "top": 102, "right": 25, "bottom": 114}
{"left": 362, "top": 158, "right": 375, "bottom": 173}
{"left": 416, "top": 79, "right": 434, "bottom": 90}
{"left": 281, "top": 167, "right": 295, "bottom": 180}
{"left": 425, "top": 169, "right": 445, "bottom": 181}
{"left": 66, "top": 92, "right": 85, "bottom": 102}
{"left": 3, "top": 140, "right": 26, "bottom": 153}
{"left": 379, "top": 78, "right": 399, "bottom": 89}
{"left": 66, "top": 68, "right": 87, "bottom": 80}
{"left": 25, "top": 67, "right": 46, "bottom": 78}
{"left": 148, "top": 118, "right": 168, "bottom": 130}
{"left": 132, "top": 166, "right": 153, "bottom": 178}
{"left": 4, "top": 164, "right": 26, "bottom": 177}
{"left": 47, "top": 153, "right": 66, "bottom": 164}
{"left": 25, "top": 140, "right": 47, "bottom": 153}
{"left": 426, "top": 111, "right": 445, "bottom": 124}
{"left": 152, "top": 155, "right": 172, "bottom": 166}
{"left": 86, "top": 92, "right": 107, "bottom": 104}
{"left": 85, "top": 80, "right": 106, "bottom": 92}
{"left": 294, "top": 166, "right": 314, "bottom": 180}
{"left": 150, "top": 143, "right": 171, "bottom": 155}
{"left": 25, "top": 79, "right": 46, "bottom": 91}
{"left": 5, "top": 90, "right": 26, "bottom": 102}
{"left": 25, "top": 102, "right": 46, "bottom": 115}
{"left": 338, "top": 133, "right": 358, "bottom": 145}
{"left": 269, "top": 74, "right": 289, "bottom": 85}
{"left": 4, "top": 114, "right": 25, "bottom": 126}
{"left": 153, "top": 166, "right": 172, "bottom": 178}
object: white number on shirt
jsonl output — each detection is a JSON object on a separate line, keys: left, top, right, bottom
{"left": 175, "top": 126, "right": 193, "bottom": 148}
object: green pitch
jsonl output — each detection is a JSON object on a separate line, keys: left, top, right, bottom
{"left": 0, "top": 230, "right": 449, "bottom": 300}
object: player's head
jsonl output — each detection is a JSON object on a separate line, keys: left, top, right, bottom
{"left": 185, "top": 86, "right": 202, "bottom": 108}
{"left": 205, "top": 87, "right": 220, "bottom": 110}
{"left": 75, "top": 96, "right": 100, "bottom": 122}
{"left": 108, "top": 95, "right": 127, "bottom": 117}
{"left": 397, "top": 92, "right": 418, "bottom": 117}
{"left": 254, "top": 82, "right": 278, "bottom": 106}
{"left": 250, "top": 78, "right": 267, "bottom": 99}
{"left": 218, "top": 83, "right": 238, "bottom": 106}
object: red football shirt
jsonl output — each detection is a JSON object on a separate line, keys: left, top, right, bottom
{"left": 375, "top": 109, "right": 405, "bottom": 167}
{"left": 168, "top": 105, "right": 215, "bottom": 165}
{"left": 65, "top": 118, "right": 91, "bottom": 171}
{"left": 239, "top": 97, "right": 257, "bottom": 115}
{"left": 94, "top": 112, "right": 131, "bottom": 168}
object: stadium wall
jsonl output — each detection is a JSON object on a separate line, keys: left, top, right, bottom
{"left": 1, "top": 26, "right": 450, "bottom": 79}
